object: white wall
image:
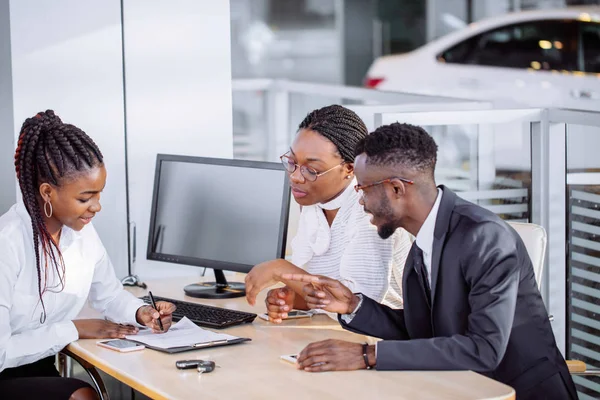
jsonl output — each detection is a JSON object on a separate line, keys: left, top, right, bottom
{"left": 6, "top": 1, "right": 234, "bottom": 281}
{"left": 0, "top": 0, "right": 15, "bottom": 214}
{"left": 8, "top": 0, "right": 130, "bottom": 276}
{"left": 123, "top": 0, "right": 234, "bottom": 280}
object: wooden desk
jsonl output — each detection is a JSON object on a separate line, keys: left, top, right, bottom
{"left": 68, "top": 277, "right": 515, "bottom": 400}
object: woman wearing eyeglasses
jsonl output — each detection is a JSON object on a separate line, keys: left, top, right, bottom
{"left": 245, "top": 105, "right": 411, "bottom": 322}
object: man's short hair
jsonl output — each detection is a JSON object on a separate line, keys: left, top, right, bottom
{"left": 355, "top": 122, "right": 438, "bottom": 176}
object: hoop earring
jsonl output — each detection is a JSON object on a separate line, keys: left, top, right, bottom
{"left": 44, "top": 200, "right": 53, "bottom": 218}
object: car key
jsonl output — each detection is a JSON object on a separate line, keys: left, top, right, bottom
{"left": 197, "top": 360, "right": 216, "bottom": 374}
{"left": 176, "top": 360, "right": 203, "bottom": 370}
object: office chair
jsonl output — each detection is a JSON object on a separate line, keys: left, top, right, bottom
{"left": 507, "top": 222, "right": 546, "bottom": 290}
{"left": 507, "top": 221, "right": 600, "bottom": 377}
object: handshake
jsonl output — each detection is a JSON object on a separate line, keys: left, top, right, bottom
{"left": 244, "top": 261, "right": 376, "bottom": 372}
{"left": 263, "top": 274, "right": 361, "bottom": 324}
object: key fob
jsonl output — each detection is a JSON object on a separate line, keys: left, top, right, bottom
{"left": 176, "top": 360, "right": 202, "bottom": 370}
{"left": 197, "top": 360, "right": 215, "bottom": 373}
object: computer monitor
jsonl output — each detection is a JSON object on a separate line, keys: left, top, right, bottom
{"left": 147, "top": 154, "right": 290, "bottom": 299}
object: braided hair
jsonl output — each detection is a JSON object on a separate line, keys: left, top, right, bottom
{"left": 298, "top": 105, "right": 368, "bottom": 163}
{"left": 14, "top": 110, "right": 103, "bottom": 323}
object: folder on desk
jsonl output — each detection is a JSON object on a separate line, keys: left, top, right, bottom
{"left": 126, "top": 317, "right": 251, "bottom": 353}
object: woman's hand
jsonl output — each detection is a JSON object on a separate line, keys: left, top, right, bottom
{"left": 245, "top": 259, "right": 304, "bottom": 306}
{"left": 281, "top": 274, "right": 359, "bottom": 314}
{"left": 264, "top": 286, "right": 296, "bottom": 323}
{"left": 73, "top": 319, "right": 139, "bottom": 339}
{"left": 135, "top": 302, "right": 176, "bottom": 333}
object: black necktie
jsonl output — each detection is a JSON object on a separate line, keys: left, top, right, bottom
{"left": 412, "top": 244, "right": 431, "bottom": 307}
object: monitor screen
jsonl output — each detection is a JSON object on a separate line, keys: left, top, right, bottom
{"left": 147, "top": 155, "right": 290, "bottom": 273}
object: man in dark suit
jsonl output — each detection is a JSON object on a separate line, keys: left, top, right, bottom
{"left": 281, "top": 123, "right": 577, "bottom": 399}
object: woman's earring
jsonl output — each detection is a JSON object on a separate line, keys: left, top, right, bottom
{"left": 44, "top": 200, "right": 53, "bottom": 218}
{"left": 346, "top": 175, "right": 352, "bottom": 180}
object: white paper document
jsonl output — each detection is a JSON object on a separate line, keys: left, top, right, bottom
{"left": 126, "top": 317, "right": 240, "bottom": 350}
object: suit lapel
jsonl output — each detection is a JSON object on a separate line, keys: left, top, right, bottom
{"left": 430, "top": 235, "right": 444, "bottom": 306}
{"left": 430, "top": 186, "right": 457, "bottom": 307}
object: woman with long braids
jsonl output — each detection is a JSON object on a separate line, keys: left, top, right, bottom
{"left": 245, "top": 105, "right": 411, "bottom": 322}
{"left": 0, "top": 110, "right": 175, "bottom": 399}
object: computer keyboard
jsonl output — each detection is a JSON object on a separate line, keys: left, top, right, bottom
{"left": 139, "top": 295, "right": 257, "bottom": 329}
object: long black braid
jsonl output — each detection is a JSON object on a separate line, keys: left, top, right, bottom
{"left": 298, "top": 105, "right": 368, "bottom": 163}
{"left": 14, "top": 110, "right": 103, "bottom": 323}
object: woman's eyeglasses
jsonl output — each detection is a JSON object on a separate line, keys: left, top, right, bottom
{"left": 280, "top": 153, "right": 344, "bottom": 182}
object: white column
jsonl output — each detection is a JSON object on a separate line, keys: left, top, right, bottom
{"left": 123, "top": 0, "right": 234, "bottom": 280}
{"left": 8, "top": 0, "right": 129, "bottom": 276}
{"left": 0, "top": 0, "right": 15, "bottom": 214}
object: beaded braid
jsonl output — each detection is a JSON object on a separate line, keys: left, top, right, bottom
{"left": 14, "top": 110, "right": 103, "bottom": 323}
{"left": 298, "top": 105, "right": 368, "bottom": 163}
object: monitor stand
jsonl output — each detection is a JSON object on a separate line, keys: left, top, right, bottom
{"left": 183, "top": 269, "right": 246, "bottom": 299}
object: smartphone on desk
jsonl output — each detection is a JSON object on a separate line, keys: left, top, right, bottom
{"left": 281, "top": 354, "right": 324, "bottom": 367}
{"left": 258, "top": 310, "right": 312, "bottom": 321}
{"left": 280, "top": 354, "right": 298, "bottom": 364}
{"left": 96, "top": 339, "right": 145, "bottom": 353}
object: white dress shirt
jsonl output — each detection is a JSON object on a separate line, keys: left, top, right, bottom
{"left": 415, "top": 188, "right": 443, "bottom": 284}
{"left": 291, "top": 180, "right": 411, "bottom": 307}
{"left": 0, "top": 203, "right": 145, "bottom": 372}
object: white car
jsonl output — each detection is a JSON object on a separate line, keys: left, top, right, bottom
{"left": 365, "top": 7, "right": 600, "bottom": 111}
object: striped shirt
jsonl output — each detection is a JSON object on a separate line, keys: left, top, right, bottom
{"left": 291, "top": 182, "right": 411, "bottom": 307}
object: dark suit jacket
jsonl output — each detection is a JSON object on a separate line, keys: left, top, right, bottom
{"left": 340, "top": 187, "right": 578, "bottom": 400}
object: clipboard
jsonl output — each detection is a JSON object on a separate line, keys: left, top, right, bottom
{"left": 130, "top": 337, "right": 251, "bottom": 354}
{"left": 125, "top": 317, "right": 251, "bottom": 353}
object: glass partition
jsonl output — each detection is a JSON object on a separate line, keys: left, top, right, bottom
{"left": 232, "top": 79, "right": 481, "bottom": 162}
{"left": 376, "top": 109, "right": 540, "bottom": 221}
{"left": 232, "top": 90, "right": 268, "bottom": 160}
{"left": 427, "top": 122, "right": 531, "bottom": 221}
{"left": 562, "top": 114, "right": 600, "bottom": 399}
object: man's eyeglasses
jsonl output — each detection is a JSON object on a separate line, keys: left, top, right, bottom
{"left": 280, "top": 153, "right": 344, "bottom": 182}
{"left": 354, "top": 177, "right": 414, "bottom": 194}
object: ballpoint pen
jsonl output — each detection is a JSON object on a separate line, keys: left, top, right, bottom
{"left": 147, "top": 291, "right": 164, "bottom": 331}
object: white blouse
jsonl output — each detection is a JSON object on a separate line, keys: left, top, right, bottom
{"left": 291, "top": 180, "right": 411, "bottom": 307}
{"left": 0, "top": 203, "right": 144, "bottom": 372}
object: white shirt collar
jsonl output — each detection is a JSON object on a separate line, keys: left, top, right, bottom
{"left": 415, "top": 188, "right": 443, "bottom": 257}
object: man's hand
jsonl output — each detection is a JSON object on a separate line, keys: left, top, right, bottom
{"left": 280, "top": 274, "right": 359, "bottom": 315}
{"left": 136, "top": 302, "right": 176, "bottom": 333}
{"left": 297, "top": 339, "right": 375, "bottom": 372}
{"left": 73, "top": 319, "right": 139, "bottom": 339}
{"left": 265, "top": 286, "right": 296, "bottom": 323}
